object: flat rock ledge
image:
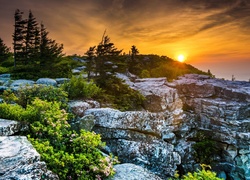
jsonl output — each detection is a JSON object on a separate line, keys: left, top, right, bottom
{"left": 0, "top": 136, "right": 58, "bottom": 180}
{"left": 0, "top": 118, "right": 28, "bottom": 136}
{"left": 106, "top": 163, "right": 162, "bottom": 180}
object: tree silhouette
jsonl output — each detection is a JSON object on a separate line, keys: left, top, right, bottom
{"left": 40, "top": 23, "right": 64, "bottom": 68}
{"left": 95, "top": 32, "right": 122, "bottom": 80}
{"left": 26, "top": 10, "right": 39, "bottom": 64}
{"left": 13, "top": 9, "right": 27, "bottom": 67}
{"left": 0, "top": 38, "right": 11, "bottom": 62}
{"left": 85, "top": 46, "right": 96, "bottom": 81}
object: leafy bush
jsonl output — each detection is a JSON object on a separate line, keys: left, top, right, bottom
{"left": 1, "top": 85, "right": 68, "bottom": 109}
{"left": 193, "top": 132, "right": 221, "bottom": 164}
{"left": 97, "top": 77, "right": 145, "bottom": 111}
{"left": 0, "top": 98, "right": 118, "bottom": 179}
{"left": 170, "top": 164, "right": 222, "bottom": 180}
{"left": 61, "top": 75, "right": 103, "bottom": 99}
{"left": 182, "top": 164, "right": 222, "bottom": 180}
{"left": 0, "top": 102, "right": 37, "bottom": 122}
{"left": 0, "top": 66, "right": 9, "bottom": 74}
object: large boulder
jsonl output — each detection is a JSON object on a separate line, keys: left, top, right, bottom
{"left": 106, "top": 163, "right": 162, "bottom": 180}
{"left": 36, "top": 78, "right": 57, "bottom": 86}
{"left": 84, "top": 108, "right": 182, "bottom": 178}
{"left": 69, "top": 100, "right": 100, "bottom": 118}
{"left": 0, "top": 119, "right": 28, "bottom": 136}
{"left": 168, "top": 74, "right": 250, "bottom": 179}
{"left": 131, "top": 77, "right": 183, "bottom": 113}
{"left": 0, "top": 136, "right": 58, "bottom": 180}
{"left": 10, "top": 79, "right": 35, "bottom": 91}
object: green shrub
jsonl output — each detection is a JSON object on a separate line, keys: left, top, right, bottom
{"left": 0, "top": 98, "right": 118, "bottom": 179}
{"left": 0, "top": 66, "right": 9, "bottom": 74}
{"left": 61, "top": 75, "right": 103, "bottom": 99}
{"left": 2, "top": 85, "right": 68, "bottom": 109}
{"left": 193, "top": 132, "right": 221, "bottom": 164}
{"left": 170, "top": 164, "right": 222, "bottom": 180}
{"left": 182, "top": 164, "right": 222, "bottom": 180}
{"left": 98, "top": 77, "right": 145, "bottom": 111}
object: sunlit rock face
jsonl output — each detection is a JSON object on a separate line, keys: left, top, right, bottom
{"left": 83, "top": 76, "right": 185, "bottom": 179}
{"left": 0, "top": 118, "right": 28, "bottom": 136}
{"left": 80, "top": 74, "right": 250, "bottom": 179}
{"left": 0, "top": 136, "right": 58, "bottom": 180}
{"left": 106, "top": 163, "right": 163, "bottom": 180}
{"left": 170, "top": 74, "right": 250, "bottom": 179}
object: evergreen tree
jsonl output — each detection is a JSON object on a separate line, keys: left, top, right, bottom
{"left": 13, "top": 9, "right": 27, "bottom": 67}
{"left": 131, "top": 45, "right": 139, "bottom": 61}
{"left": 0, "top": 38, "right": 11, "bottom": 62}
{"left": 128, "top": 45, "right": 140, "bottom": 73}
{"left": 85, "top": 46, "right": 96, "bottom": 81}
{"left": 95, "top": 33, "right": 122, "bottom": 81}
{"left": 26, "top": 10, "right": 39, "bottom": 64}
{"left": 40, "top": 23, "right": 64, "bottom": 68}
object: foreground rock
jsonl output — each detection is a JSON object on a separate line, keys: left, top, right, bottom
{"left": 0, "top": 118, "right": 28, "bottom": 136}
{"left": 79, "top": 74, "right": 250, "bottom": 179}
{"left": 169, "top": 74, "right": 250, "bottom": 179}
{"left": 0, "top": 136, "right": 58, "bottom": 180}
{"left": 84, "top": 99, "right": 183, "bottom": 178}
{"left": 106, "top": 163, "right": 162, "bottom": 180}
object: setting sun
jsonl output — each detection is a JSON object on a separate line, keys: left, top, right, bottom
{"left": 177, "top": 54, "right": 185, "bottom": 62}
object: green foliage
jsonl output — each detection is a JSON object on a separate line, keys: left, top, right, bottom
{"left": 98, "top": 77, "right": 145, "bottom": 111}
{"left": 182, "top": 164, "right": 222, "bottom": 180}
{"left": 1, "top": 85, "right": 68, "bottom": 109}
{"left": 61, "top": 75, "right": 103, "bottom": 99}
{"left": 169, "top": 164, "right": 222, "bottom": 180}
{"left": 128, "top": 55, "right": 210, "bottom": 81}
{"left": 0, "top": 66, "right": 10, "bottom": 74}
{"left": 0, "top": 98, "right": 118, "bottom": 179}
{"left": 140, "top": 69, "right": 150, "bottom": 78}
{"left": 193, "top": 132, "right": 221, "bottom": 164}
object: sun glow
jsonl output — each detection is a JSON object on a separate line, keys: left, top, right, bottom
{"left": 177, "top": 54, "right": 185, "bottom": 62}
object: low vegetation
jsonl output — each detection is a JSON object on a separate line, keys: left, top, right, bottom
{"left": 0, "top": 87, "right": 118, "bottom": 180}
{"left": 170, "top": 164, "right": 223, "bottom": 180}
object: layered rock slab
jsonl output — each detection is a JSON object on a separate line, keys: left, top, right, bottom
{"left": 0, "top": 136, "right": 58, "bottom": 180}
{"left": 106, "top": 163, "right": 163, "bottom": 180}
{"left": 85, "top": 108, "right": 182, "bottom": 178}
{"left": 0, "top": 118, "right": 28, "bottom": 136}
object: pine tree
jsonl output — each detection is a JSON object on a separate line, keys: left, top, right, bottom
{"left": 85, "top": 46, "right": 96, "bottom": 81}
{"left": 0, "top": 38, "right": 11, "bottom": 62}
{"left": 13, "top": 9, "right": 27, "bottom": 67}
{"left": 26, "top": 10, "right": 39, "bottom": 64}
{"left": 95, "top": 33, "right": 122, "bottom": 79}
{"left": 40, "top": 23, "right": 64, "bottom": 68}
{"left": 129, "top": 45, "right": 139, "bottom": 72}
{"left": 131, "top": 45, "right": 139, "bottom": 61}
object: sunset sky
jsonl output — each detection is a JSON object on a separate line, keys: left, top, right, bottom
{"left": 0, "top": 0, "right": 250, "bottom": 81}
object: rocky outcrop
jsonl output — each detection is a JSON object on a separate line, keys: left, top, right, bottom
{"left": 0, "top": 118, "right": 28, "bottom": 136}
{"left": 106, "top": 163, "right": 163, "bottom": 180}
{"left": 82, "top": 76, "right": 185, "bottom": 179}
{"left": 0, "top": 136, "right": 58, "bottom": 180}
{"left": 10, "top": 79, "right": 35, "bottom": 91}
{"left": 76, "top": 74, "right": 250, "bottom": 179}
{"left": 169, "top": 74, "right": 250, "bottom": 179}
{"left": 36, "top": 78, "right": 57, "bottom": 86}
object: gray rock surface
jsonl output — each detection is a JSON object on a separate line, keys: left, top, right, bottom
{"left": 36, "top": 78, "right": 57, "bottom": 86}
{"left": 0, "top": 119, "right": 28, "bottom": 136}
{"left": 10, "top": 79, "right": 35, "bottom": 91}
{"left": 169, "top": 74, "right": 250, "bottom": 179}
{"left": 0, "top": 136, "right": 58, "bottom": 180}
{"left": 106, "top": 163, "right": 162, "bottom": 180}
{"left": 69, "top": 100, "right": 100, "bottom": 118}
{"left": 80, "top": 74, "right": 250, "bottom": 179}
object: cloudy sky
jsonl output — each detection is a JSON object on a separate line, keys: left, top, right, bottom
{"left": 0, "top": 0, "right": 250, "bottom": 80}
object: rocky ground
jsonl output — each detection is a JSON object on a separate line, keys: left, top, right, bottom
{"left": 0, "top": 73, "right": 250, "bottom": 179}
